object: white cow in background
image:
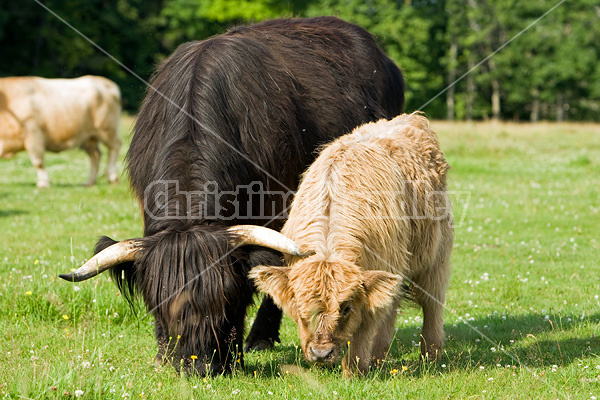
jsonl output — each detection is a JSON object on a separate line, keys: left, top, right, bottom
{"left": 0, "top": 75, "right": 121, "bottom": 187}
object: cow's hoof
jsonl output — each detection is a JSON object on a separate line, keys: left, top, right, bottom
{"left": 244, "top": 338, "right": 275, "bottom": 352}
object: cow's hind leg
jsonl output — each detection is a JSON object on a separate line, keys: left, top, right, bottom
{"left": 104, "top": 134, "right": 121, "bottom": 184}
{"left": 245, "top": 295, "right": 282, "bottom": 351}
{"left": 412, "top": 258, "right": 450, "bottom": 361}
{"left": 81, "top": 138, "right": 101, "bottom": 186}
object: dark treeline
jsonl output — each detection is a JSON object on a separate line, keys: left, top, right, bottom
{"left": 1, "top": 0, "right": 598, "bottom": 121}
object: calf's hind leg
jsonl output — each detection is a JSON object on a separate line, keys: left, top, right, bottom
{"left": 412, "top": 258, "right": 450, "bottom": 361}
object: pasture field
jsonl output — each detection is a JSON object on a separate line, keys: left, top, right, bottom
{"left": 0, "top": 116, "right": 599, "bottom": 399}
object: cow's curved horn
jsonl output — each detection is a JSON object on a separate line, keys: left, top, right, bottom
{"left": 58, "top": 239, "right": 142, "bottom": 282}
{"left": 227, "top": 225, "right": 312, "bottom": 257}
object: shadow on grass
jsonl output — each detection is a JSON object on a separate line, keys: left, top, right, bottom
{"left": 388, "top": 312, "right": 600, "bottom": 371}
{"left": 49, "top": 182, "right": 90, "bottom": 189}
{"left": 0, "top": 209, "right": 27, "bottom": 218}
{"left": 2, "top": 180, "right": 101, "bottom": 189}
{"left": 243, "top": 344, "right": 311, "bottom": 378}
{"left": 237, "top": 312, "right": 600, "bottom": 380}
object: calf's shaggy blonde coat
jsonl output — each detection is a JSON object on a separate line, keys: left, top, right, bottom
{"left": 250, "top": 113, "right": 453, "bottom": 375}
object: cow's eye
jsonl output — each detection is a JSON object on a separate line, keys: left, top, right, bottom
{"left": 341, "top": 303, "right": 352, "bottom": 316}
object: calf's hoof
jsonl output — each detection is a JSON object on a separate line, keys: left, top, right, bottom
{"left": 420, "top": 348, "right": 442, "bottom": 362}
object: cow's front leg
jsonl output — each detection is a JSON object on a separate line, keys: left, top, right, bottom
{"left": 245, "top": 295, "right": 282, "bottom": 351}
{"left": 342, "top": 336, "right": 371, "bottom": 378}
{"left": 369, "top": 304, "right": 398, "bottom": 366}
{"left": 342, "top": 312, "right": 384, "bottom": 377}
{"left": 154, "top": 318, "right": 170, "bottom": 365}
{"left": 24, "top": 129, "right": 49, "bottom": 188}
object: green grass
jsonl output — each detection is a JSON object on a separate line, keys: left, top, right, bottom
{"left": 1, "top": 117, "right": 599, "bottom": 399}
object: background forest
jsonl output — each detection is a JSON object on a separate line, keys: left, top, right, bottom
{"left": 1, "top": 0, "right": 599, "bottom": 121}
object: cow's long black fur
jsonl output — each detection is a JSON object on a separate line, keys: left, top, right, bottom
{"left": 100, "top": 16, "right": 404, "bottom": 375}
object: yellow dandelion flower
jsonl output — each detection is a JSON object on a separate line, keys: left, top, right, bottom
{"left": 25, "top": 291, "right": 32, "bottom": 296}
{"left": 62, "top": 315, "right": 69, "bottom": 320}
{"left": 34, "top": 260, "right": 39, "bottom": 265}
{"left": 177, "top": 335, "right": 181, "bottom": 339}
{"left": 190, "top": 355, "right": 198, "bottom": 360}
{"left": 347, "top": 341, "right": 351, "bottom": 346}
{"left": 390, "top": 369, "right": 398, "bottom": 375}
{"left": 402, "top": 366, "right": 408, "bottom": 371}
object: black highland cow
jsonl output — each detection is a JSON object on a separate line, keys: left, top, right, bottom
{"left": 60, "top": 16, "right": 404, "bottom": 375}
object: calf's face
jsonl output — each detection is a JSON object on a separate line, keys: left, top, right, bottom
{"left": 250, "top": 258, "right": 400, "bottom": 365}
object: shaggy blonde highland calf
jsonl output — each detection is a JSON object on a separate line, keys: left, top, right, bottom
{"left": 250, "top": 113, "right": 453, "bottom": 376}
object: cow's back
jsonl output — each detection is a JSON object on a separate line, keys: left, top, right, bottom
{"left": 0, "top": 76, "right": 121, "bottom": 154}
{"left": 34, "top": 76, "right": 120, "bottom": 150}
{"left": 129, "top": 16, "right": 405, "bottom": 234}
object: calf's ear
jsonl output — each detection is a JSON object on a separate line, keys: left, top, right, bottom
{"left": 249, "top": 266, "right": 293, "bottom": 311}
{"left": 362, "top": 271, "right": 401, "bottom": 311}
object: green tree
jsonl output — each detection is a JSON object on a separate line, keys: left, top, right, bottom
{"left": 1, "top": 0, "right": 598, "bottom": 120}
{"left": 304, "top": 0, "right": 447, "bottom": 116}
{"left": 0, "top": 0, "right": 164, "bottom": 111}
{"left": 160, "top": 0, "right": 309, "bottom": 45}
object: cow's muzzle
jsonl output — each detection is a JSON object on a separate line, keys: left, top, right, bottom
{"left": 308, "top": 344, "right": 337, "bottom": 363}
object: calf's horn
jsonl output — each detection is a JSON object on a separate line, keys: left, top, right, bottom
{"left": 227, "top": 225, "right": 311, "bottom": 257}
{"left": 58, "top": 239, "right": 142, "bottom": 282}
